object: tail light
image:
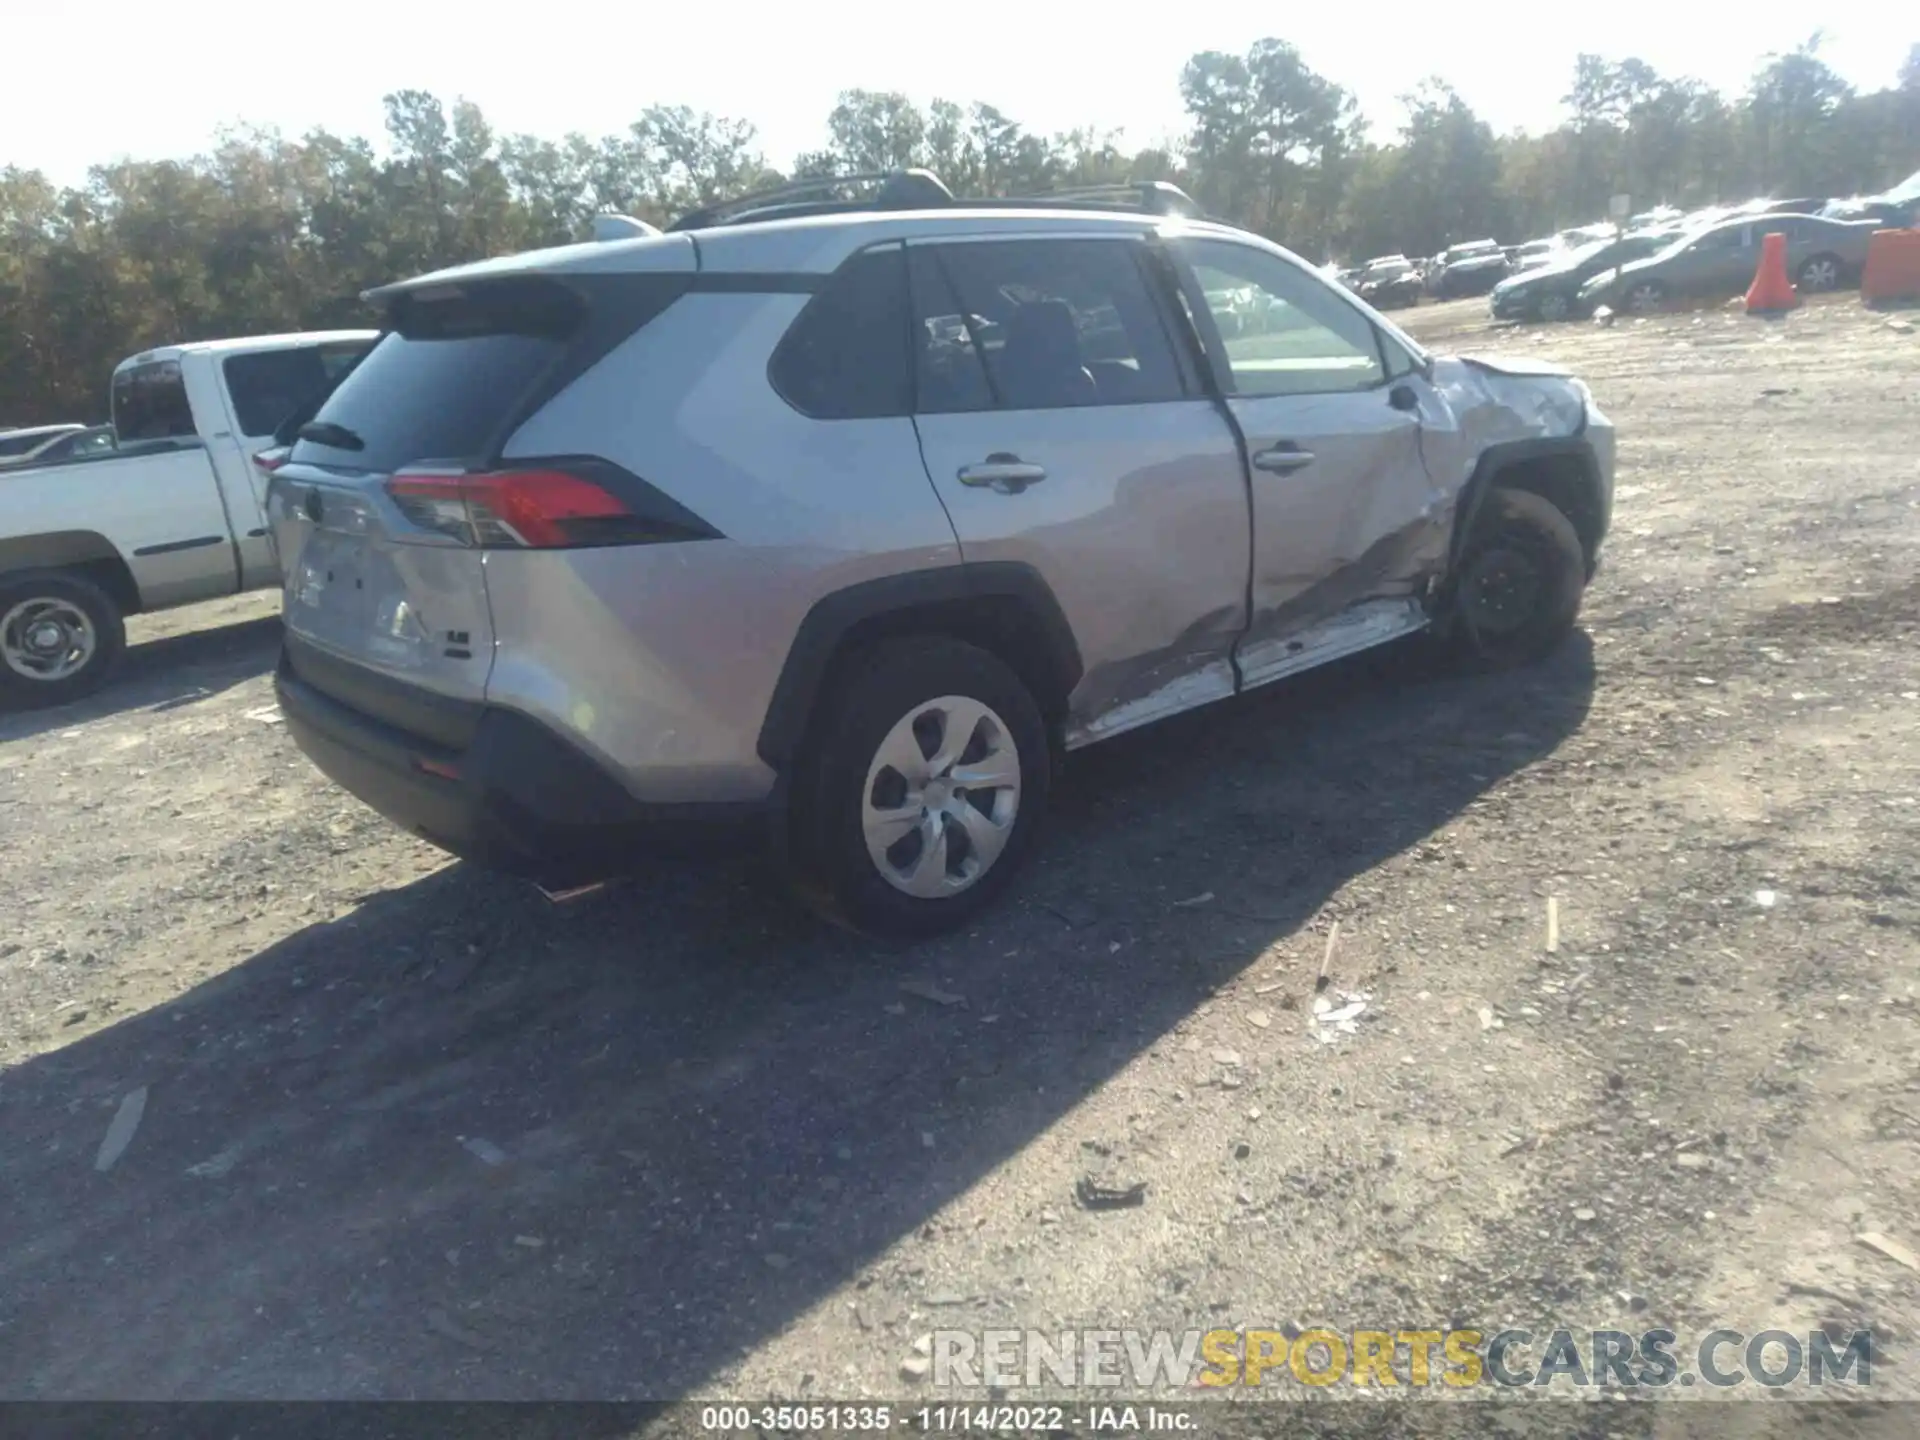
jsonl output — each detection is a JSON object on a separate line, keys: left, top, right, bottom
{"left": 386, "top": 467, "right": 642, "bottom": 549}
{"left": 252, "top": 448, "right": 289, "bottom": 474}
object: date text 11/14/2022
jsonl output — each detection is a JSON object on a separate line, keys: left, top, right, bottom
{"left": 698, "top": 1404, "right": 1196, "bottom": 1432}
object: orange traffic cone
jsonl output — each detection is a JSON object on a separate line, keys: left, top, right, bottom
{"left": 1744, "top": 231, "right": 1799, "bottom": 314}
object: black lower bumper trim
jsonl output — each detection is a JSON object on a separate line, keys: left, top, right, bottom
{"left": 275, "top": 651, "right": 761, "bottom": 887}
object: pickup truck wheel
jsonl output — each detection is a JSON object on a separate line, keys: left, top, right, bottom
{"left": 787, "top": 637, "right": 1050, "bottom": 940}
{"left": 0, "top": 571, "right": 126, "bottom": 710}
{"left": 1441, "top": 488, "right": 1586, "bottom": 671}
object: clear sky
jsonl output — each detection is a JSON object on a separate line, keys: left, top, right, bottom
{"left": 4, "top": 1, "right": 1912, "bottom": 185}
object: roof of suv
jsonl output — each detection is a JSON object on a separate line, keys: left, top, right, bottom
{"left": 371, "top": 206, "right": 1187, "bottom": 302}
{"left": 363, "top": 169, "right": 1239, "bottom": 306}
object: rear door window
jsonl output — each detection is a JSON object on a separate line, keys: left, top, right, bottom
{"left": 908, "top": 238, "right": 1186, "bottom": 413}
{"left": 223, "top": 341, "right": 374, "bottom": 438}
{"left": 112, "top": 361, "right": 197, "bottom": 441}
{"left": 291, "top": 279, "right": 586, "bottom": 474}
{"left": 769, "top": 245, "right": 912, "bottom": 419}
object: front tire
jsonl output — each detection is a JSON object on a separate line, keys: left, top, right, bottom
{"left": 1439, "top": 488, "right": 1586, "bottom": 671}
{"left": 0, "top": 570, "right": 126, "bottom": 710}
{"left": 788, "top": 637, "right": 1050, "bottom": 939}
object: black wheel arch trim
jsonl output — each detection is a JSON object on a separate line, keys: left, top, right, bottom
{"left": 1446, "top": 434, "right": 1604, "bottom": 578}
{"left": 755, "top": 561, "right": 1084, "bottom": 771}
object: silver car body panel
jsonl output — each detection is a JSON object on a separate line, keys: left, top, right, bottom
{"left": 271, "top": 466, "right": 501, "bottom": 704}
{"left": 914, "top": 394, "right": 1252, "bottom": 750}
{"left": 281, "top": 202, "right": 1618, "bottom": 824}
{"left": 495, "top": 289, "right": 960, "bottom": 804}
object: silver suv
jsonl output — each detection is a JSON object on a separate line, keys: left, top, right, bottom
{"left": 271, "top": 172, "right": 1615, "bottom": 937}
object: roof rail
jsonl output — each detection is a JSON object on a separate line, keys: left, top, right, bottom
{"left": 667, "top": 170, "right": 955, "bottom": 232}
{"left": 665, "top": 170, "right": 1209, "bottom": 232}
{"left": 997, "top": 181, "right": 1205, "bottom": 219}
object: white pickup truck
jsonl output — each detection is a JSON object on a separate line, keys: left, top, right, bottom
{"left": 0, "top": 330, "right": 378, "bottom": 709}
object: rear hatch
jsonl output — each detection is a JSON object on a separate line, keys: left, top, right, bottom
{"left": 271, "top": 267, "right": 689, "bottom": 736}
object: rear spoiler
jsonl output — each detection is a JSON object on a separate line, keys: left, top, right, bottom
{"left": 360, "top": 216, "right": 682, "bottom": 307}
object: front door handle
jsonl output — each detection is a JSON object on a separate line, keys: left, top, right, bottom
{"left": 958, "top": 454, "right": 1048, "bottom": 494}
{"left": 1252, "top": 444, "right": 1316, "bottom": 474}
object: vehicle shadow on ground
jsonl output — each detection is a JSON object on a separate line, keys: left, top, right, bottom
{"left": 0, "top": 614, "right": 281, "bottom": 744}
{"left": 0, "top": 634, "right": 1595, "bottom": 1399}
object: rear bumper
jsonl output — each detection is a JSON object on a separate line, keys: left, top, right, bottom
{"left": 275, "top": 648, "right": 762, "bottom": 888}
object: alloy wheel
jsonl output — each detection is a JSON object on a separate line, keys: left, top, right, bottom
{"left": 1626, "top": 283, "right": 1663, "bottom": 314}
{"left": 1799, "top": 258, "right": 1839, "bottom": 292}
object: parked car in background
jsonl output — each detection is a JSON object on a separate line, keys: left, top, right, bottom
{"left": 17, "top": 425, "right": 117, "bottom": 465}
{"left": 1753, "top": 197, "right": 1829, "bottom": 217}
{"left": 1821, "top": 196, "right": 1915, "bottom": 229}
{"left": 1578, "top": 213, "right": 1881, "bottom": 313}
{"left": 1560, "top": 224, "right": 1616, "bottom": 247}
{"left": 1627, "top": 206, "right": 1684, "bottom": 232}
{"left": 1352, "top": 255, "right": 1423, "bottom": 309}
{"left": 1822, "top": 170, "right": 1920, "bottom": 229}
{"left": 0, "top": 424, "right": 86, "bottom": 466}
{"left": 1427, "top": 240, "right": 1512, "bottom": 299}
{"left": 1490, "top": 232, "right": 1671, "bottom": 322}
{"left": 1508, "top": 237, "right": 1564, "bottom": 272}
{"left": 267, "top": 172, "right": 1616, "bottom": 937}
{"left": 0, "top": 330, "right": 377, "bottom": 708}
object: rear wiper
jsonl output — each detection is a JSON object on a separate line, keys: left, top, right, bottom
{"left": 296, "top": 421, "right": 366, "bottom": 451}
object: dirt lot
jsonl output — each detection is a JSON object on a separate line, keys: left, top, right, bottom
{"left": 2, "top": 296, "right": 1918, "bottom": 1426}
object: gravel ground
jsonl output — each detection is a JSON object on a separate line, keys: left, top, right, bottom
{"left": 1, "top": 296, "right": 1917, "bottom": 1428}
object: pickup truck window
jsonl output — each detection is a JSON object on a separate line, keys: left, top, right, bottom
{"left": 111, "top": 362, "right": 195, "bottom": 442}
{"left": 224, "top": 342, "right": 373, "bottom": 438}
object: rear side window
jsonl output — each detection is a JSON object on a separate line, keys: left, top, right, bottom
{"left": 908, "top": 239, "right": 1186, "bottom": 414}
{"left": 291, "top": 279, "right": 585, "bottom": 474}
{"left": 770, "top": 245, "right": 912, "bottom": 419}
{"left": 112, "top": 361, "right": 196, "bottom": 441}
{"left": 223, "top": 341, "right": 372, "bottom": 438}
{"left": 0, "top": 433, "right": 45, "bottom": 457}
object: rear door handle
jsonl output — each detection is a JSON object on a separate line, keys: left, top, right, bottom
{"left": 1252, "top": 444, "right": 1315, "bottom": 474}
{"left": 958, "top": 454, "right": 1048, "bottom": 494}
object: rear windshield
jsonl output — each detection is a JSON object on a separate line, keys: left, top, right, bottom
{"left": 112, "top": 361, "right": 196, "bottom": 442}
{"left": 291, "top": 279, "right": 585, "bottom": 474}
{"left": 223, "top": 341, "right": 371, "bottom": 438}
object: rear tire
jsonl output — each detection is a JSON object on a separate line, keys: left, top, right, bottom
{"left": 1797, "top": 254, "right": 1842, "bottom": 293}
{"left": 1438, "top": 488, "right": 1586, "bottom": 671}
{"left": 0, "top": 570, "right": 126, "bottom": 711}
{"left": 1625, "top": 279, "right": 1666, "bottom": 313}
{"left": 787, "top": 637, "right": 1050, "bottom": 940}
